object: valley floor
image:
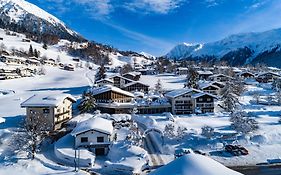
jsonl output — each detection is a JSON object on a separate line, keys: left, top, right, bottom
{"left": 0, "top": 66, "right": 281, "bottom": 174}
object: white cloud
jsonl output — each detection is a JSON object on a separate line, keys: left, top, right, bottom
{"left": 103, "top": 22, "right": 173, "bottom": 53}
{"left": 72, "top": 0, "right": 113, "bottom": 19}
{"left": 123, "top": 0, "right": 187, "bottom": 14}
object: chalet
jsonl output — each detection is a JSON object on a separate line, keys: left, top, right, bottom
{"left": 64, "top": 64, "right": 75, "bottom": 71}
{"left": 197, "top": 71, "right": 213, "bottom": 80}
{"left": 199, "top": 83, "right": 220, "bottom": 95}
{"left": 71, "top": 117, "right": 114, "bottom": 156}
{"left": 165, "top": 88, "right": 216, "bottom": 114}
{"left": 92, "top": 85, "right": 135, "bottom": 114}
{"left": 22, "top": 38, "right": 31, "bottom": 42}
{"left": 165, "top": 88, "right": 201, "bottom": 115}
{"left": 20, "top": 93, "right": 76, "bottom": 131}
{"left": 138, "top": 68, "right": 155, "bottom": 75}
{"left": 0, "top": 68, "right": 21, "bottom": 80}
{"left": 239, "top": 72, "right": 255, "bottom": 79}
{"left": 176, "top": 67, "right": 189, "bottom": 75}
{"left": 135, "top": 95, "right": 172, "bottom": 114}
{"left": 192, "top": 93, "right": 216, "bottom": 113}
{"left": 109, "top": 75, "right": 133, "bottom": 88}
{"left": 208, "top": 74, "right": 234, "bottom": 82}
{"left": 122, "top": 81, "right": 150, "bottom": 93}
{"left": 256, "top": 72, "right": 281, "bottom": 83}
{"left": 122, "top": 72, "right": 142, "bottom": 81}
{"left": 0, "top": 55, "right": 26, "bottom": 65}
{"left": 95, "top": 78, "right": 114, "bottom": 87}
{"left": 26, "top": 57, "right": 40, "bottom": 66}
{"left": 211, "top": 81, "right": 225, "bottom": 89}
{"left": 43, "top": 59, "right": 56, "bottom": 66}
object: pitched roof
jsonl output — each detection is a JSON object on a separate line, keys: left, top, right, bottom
{"left": 165, "top": 88, "right": 202, "bottom": 98}
{"left": 197, "top": 70, "right": 213, "bottom": 75}
{"left": 192, "top": 92, "right": 218, "bottom": 99}
{"left": 123, "top": 81, "right": 150, "bottom": 88}
{"left": 95, "top": 78, "right": 114, "bottom": 84}
{"left": 21, "top": 93, "right": 76, "bottom": 107}
{"left": 123, "top": 71, "right": 142, "bottom": 76}
{"left": 91, "top": 85, "right": 134, "bottom": 97}
{"left": 71, "top": 117, "right": 113, "bottom": 136}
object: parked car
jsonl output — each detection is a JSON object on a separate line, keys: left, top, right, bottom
{"left": 174, "top": 148, "right": 193, "bottom": 158}
{"left": 225, "top": 144, "right": 249, "bottom": 156}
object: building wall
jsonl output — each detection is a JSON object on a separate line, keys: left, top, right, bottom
{"left": 75, "top": 130, "right": 112, "bottom": 153}
{"left": 26, "top": 107, "right": 55, "bottom": 131}
{"left": 25, "top": 98, "right": 73, "bottom": 131}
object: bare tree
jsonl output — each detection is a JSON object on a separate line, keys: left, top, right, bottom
{"left": 12, "top": 111, "right": 49, "bottom": 160}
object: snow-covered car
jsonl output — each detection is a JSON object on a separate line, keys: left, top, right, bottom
{"left": 225, "top": 145, "right": 249, "bottom": 156}
{"left": 174, "top": 148, "right": 193, "bottom": 158}
{"left": 193, "top": 150, "right": 208, "bottom": 156}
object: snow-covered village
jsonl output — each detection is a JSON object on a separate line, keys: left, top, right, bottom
{"left": 1, "top": 0, "right": 281, "bottom": 175}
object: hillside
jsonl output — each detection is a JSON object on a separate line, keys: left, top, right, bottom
{"left": 166, "top": 28, "right": 281, "bottom": 67}
{"left": 0, "top": 0, "right": 83, "bottom": 42}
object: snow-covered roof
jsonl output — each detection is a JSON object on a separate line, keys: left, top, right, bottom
{"left": 1, "top": 55, "right": 26, "bottom": 61}
{"left": 199, "top": 83, "right": 220, "bottom": 90}
{"left": 209, "top": 74, "right": 234, "bottom": 79}
{"left": 21, "top": 93, "right": 76, "bottom": 107}
{"left": 123, "top": 81, "right": 150, "bottom": 88}
{"left": 177, "top": 67, "right": 189, "bottom": 71}
{"left": 165, "top": 88, "right": 202, "bottom": 98}
{"left": 91, "top": 85, "right": 134, "bottom": 97}
{"left": 109, "top": 74, "right": 134, "bottom": 82}
{"left": 192, "top": 92, "right": 218, "bottom": 99}
{"left": 150, "top": 154, "right": 242, "bottom": 175}
{"left": 71, "top": 117, "right": 113, "bottom": 136}
{"left": 197, "top": 70, "right": 213, "bottom": 75}
{"left": 123, "top": 72, "right": 142, "bottom": 77}
{"left": 95, "top": 78, "right": 114, "bottom": 84}
{"left": 257, "top": 72, "right": 280, "bottom": 77}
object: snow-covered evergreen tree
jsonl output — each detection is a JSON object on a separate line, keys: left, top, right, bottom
{"left": 185, "top": 67, "right": 199, "bottom": 88}
{"left": 230, "top": 111, "right": 259, "bottom": 134}
{"left": 78, "top": 91, "right": 96, "bottom": 113}
{"left": 201, "top": 126, "right": 214, "bottom": 139}
{"left": 95, "top": 64, "right": 106, "bottom": 81}
{"left": 154, "top": 79, "right": 163, "bottom": 94}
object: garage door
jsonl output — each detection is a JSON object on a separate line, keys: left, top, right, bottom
{"left": 95, "top": 148, "right": 105, "bottom": 156}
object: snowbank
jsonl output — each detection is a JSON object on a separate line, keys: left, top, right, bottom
{"left": 150, "top": 154, "right": 243, "bottom": 175}
{"left": 54, "top": 134, "right": 95, "bottom": 167}
{"left": 104, "top": 142, "right": 148, "bottom": 174}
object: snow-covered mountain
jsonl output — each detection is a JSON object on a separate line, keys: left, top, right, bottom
{"left": 166, "top": 28, "right": 281, "bottom": 67}
{"left": 0, "top": 0, "right": 83, "bottom": 42}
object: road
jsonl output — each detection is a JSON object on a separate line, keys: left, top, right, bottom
{"left": 232, "top": 165, "right": 281, "bottom": 175}
{"left": 136, "top": 121, "right": 166, "bottom": 168}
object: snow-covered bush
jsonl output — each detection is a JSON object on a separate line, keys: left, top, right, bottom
{"left": 177, "top": 126, "right": 187, "bottom": 139}
{"left": 201, "top": 126, "right": 215, "bottom": 139}
{"left": 230, "top": 111, "right": 259, "bottom": 134}
{"left": 164, "top": 123, "right": 176, "bottom": 138}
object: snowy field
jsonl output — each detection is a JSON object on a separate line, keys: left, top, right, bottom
{"left": 135, "top": 83, "right": 281, "bottom": 167}
{"left": 0, "top": 66, "right": 93, "bottom": 174}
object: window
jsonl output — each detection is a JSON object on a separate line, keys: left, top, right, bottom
{"left": 97, "top": 137, "right": 104, "bottom": 143}
{"left": 43, "top": 108, "right": 50, "bottom": 114}
{"left": 199, "top": 98, "right": 203, "bottom": 102}
{"left": 207, "top": 98, "right": 211, "bottom": 102}
{"left": 57, "top": 109, "right": 60, "bottom": 113}
{"left": 81, "top": 137, "right": 88, "bottom": 143}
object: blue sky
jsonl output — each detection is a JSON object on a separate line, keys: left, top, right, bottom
{"left": 27, "top": 0, "right": 281, "bottom": 56}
